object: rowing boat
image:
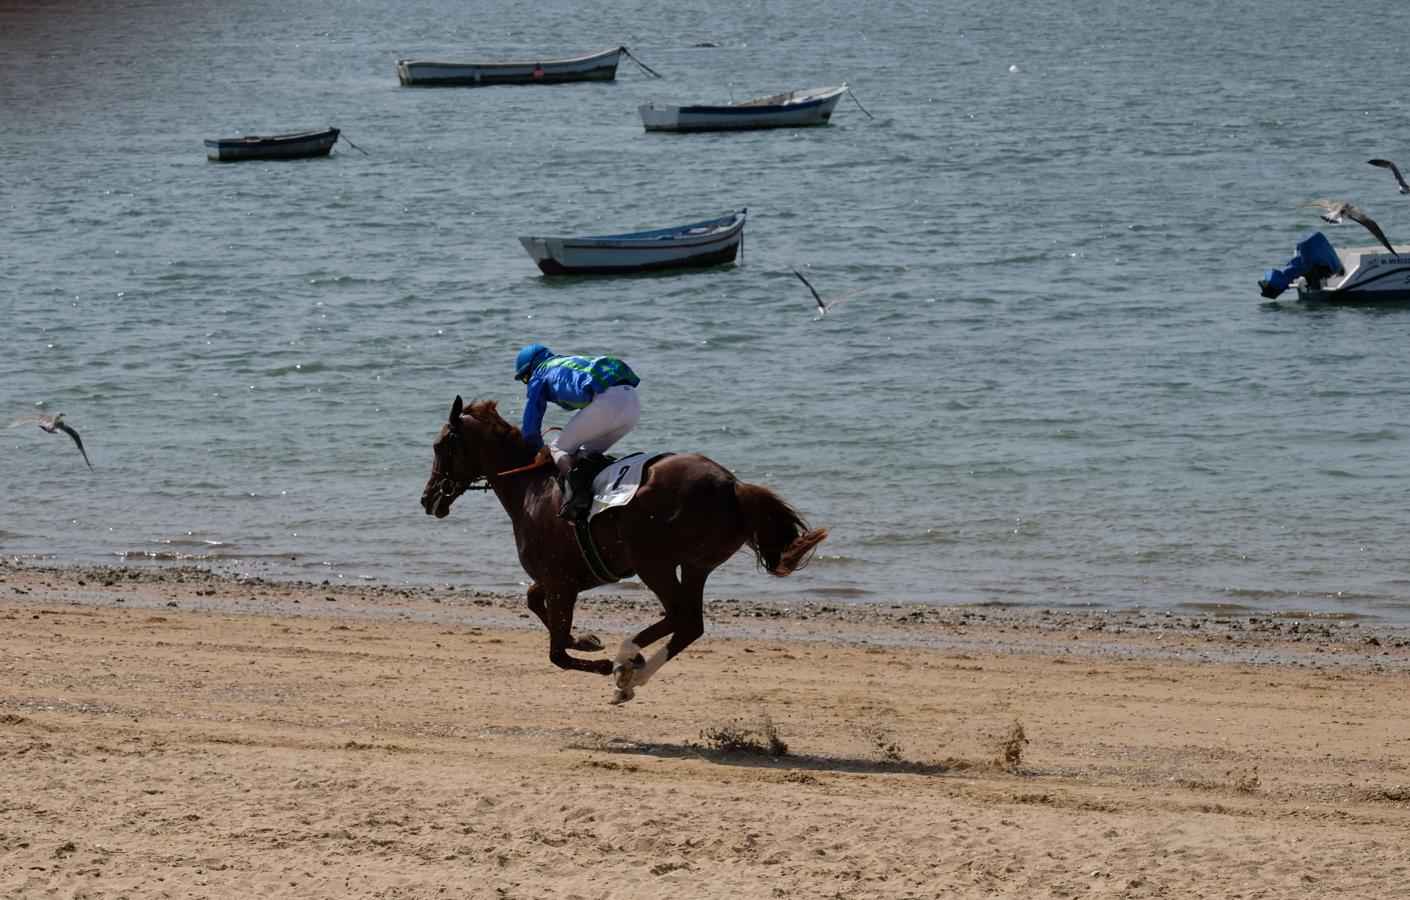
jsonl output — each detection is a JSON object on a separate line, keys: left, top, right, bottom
{"left": 638, "top": 85, "right": 847, "bottom": 132}
{"left": 204, "top": 127, "right": 340, "bottom": 162}
{"left": 518, "top": 210, "right": 747, "bottom": 275}
{"left": 395, "top": 46, "right": 624, "bottom": 86}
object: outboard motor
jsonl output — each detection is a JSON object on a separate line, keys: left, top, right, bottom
{"left": 1259, "top": 231, "right": 1344, "bottom": 298}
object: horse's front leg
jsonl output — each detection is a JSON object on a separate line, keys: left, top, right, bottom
{"left": 544, "top": 588, "right": 613, "bottom": 676}
{"left": 528, "top": 582, "right": 603, "bottom": 652}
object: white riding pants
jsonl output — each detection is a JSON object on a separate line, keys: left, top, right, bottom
{"left": 550, "top": 384, "right": 640, "bottom": 465}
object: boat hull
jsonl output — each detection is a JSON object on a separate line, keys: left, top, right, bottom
{"left": 1297, "top": 285, "right": 1410, "bottom": 303}
{"left": 519, "top": 211, "right": 746, "bottom": 275}
{"left": 1295, "top": 246, "right": 1410, "bottom": 303}
{"left": 395, "top": 46, "right": 622, "bottom": 86}
{"left": 639, "top": 86, "right": 846, "bottom": 132}
{"left": 204, "top": 128, "right": 339, "bottom": 162}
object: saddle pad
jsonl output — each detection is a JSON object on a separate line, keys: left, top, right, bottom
{"left": 587, "top": 452, "right": 668, "bottom": 521}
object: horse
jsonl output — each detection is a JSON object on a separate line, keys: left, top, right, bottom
{"left": 420, "top": 396, "right": 828, "bottom": 703}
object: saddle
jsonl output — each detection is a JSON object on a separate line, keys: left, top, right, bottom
{"left": 573, "top": 451, "right": 616, "bottom": 483}
{"left": 563, "top": 452, "right": 627, "bottom": 583}
{"left": 563, "top": 451, "right": 669, "bottom": 583}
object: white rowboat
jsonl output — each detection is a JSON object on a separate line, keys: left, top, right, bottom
{"left": 518, "top": 210, "right": 746, "bottom": 275}
{"left": 638, "top": 85, "right": 847, "bottom": 132}
{"left": 395, "top": 46, "right": 624, "bottom": 86}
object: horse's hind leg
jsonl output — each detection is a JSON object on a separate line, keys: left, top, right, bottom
{"left": 611, "top": 563, "right": 708, "bottom": 702}
{"left": 611, "top": 616, "right": 674, "bottom": 700}
{"left": 527, "top": 582, "right": 602, "bottom": 652}
{"left": 635, "top": 564, "right": 707, "bottom": 688}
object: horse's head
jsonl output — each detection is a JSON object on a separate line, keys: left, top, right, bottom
{"left": 421, "top": 396, "right": 535, "bottom": 517}
{"left": 421, "top": 395, "right": 484, "bottom": 518}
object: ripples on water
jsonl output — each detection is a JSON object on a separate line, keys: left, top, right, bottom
{"left": 5, "top": 0, "right": 1410, "bottom": 621}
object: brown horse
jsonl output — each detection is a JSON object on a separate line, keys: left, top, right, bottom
{"left": 420, "top": 396, "right": 828, "bottom": 703}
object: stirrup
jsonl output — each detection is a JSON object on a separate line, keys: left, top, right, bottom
{"left": 559, "top": 498, "right": 590, "bottom": 521}
{"left": 558, "top": 485, "right": 592, "bottom": 522}
{"left": 558, "top": 469, "right": 593, "bottom": 521}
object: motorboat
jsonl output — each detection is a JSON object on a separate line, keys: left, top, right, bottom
{"left": 1260, "top": 231, "right": 1410, "bottom": 302}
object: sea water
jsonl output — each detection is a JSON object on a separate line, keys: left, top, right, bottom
{"left": 5, "top": 0, "right": 1410, "bottom": 620}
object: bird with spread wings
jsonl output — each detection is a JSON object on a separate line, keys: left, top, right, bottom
{"left": 7, "top": 412, "right": 95, "bottom": 471}
{"left": 792, "top": 268, "right": 862, "bottom": 317}
{"left": 1368, "top": 159, "right": 1410, "bottom": 195}
{"left": 1302, "top": 199, "right": 1398, "bottom": 255}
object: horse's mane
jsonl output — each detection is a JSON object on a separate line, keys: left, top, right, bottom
{"left": 465, "top": 399, "right": 532, "bottom": 454}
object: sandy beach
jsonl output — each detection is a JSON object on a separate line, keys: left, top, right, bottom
{"left": 2, "top": 560, "right": 1409, "bottom": 899}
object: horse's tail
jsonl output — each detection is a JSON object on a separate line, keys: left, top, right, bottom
{"left": 733, "top": 481, "right": 829, "bottom": 577}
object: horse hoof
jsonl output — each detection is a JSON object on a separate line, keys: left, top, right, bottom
{"left": 610, "top": 687, "right": 635, "bottom": 704}
{"left": 611, "top": 656, "right": 643, "bottom": 673}
{"left": 612, "top": 653, "right": 645, "bottom": 690}
{"left": 612, "top": 663, "right": 634, "bottom": 690}
{"left": 575, "top": 633, "right": 604, "bottom": 652}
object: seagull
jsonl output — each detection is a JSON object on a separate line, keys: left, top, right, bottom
{"left": 792, "top": 268, "right": 862, "bottom": 317}
{"left": 1368, "top": 159, "right": 1410, "bottom": 194}
{"left": 7, "top": 412, "right": 94, "bottom": 471}
{"left": 1302, "top": 199, "right": 1397, "bottom": 255}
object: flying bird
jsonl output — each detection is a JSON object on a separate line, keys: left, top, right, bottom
{"left": 1302, "top": 199, "right": 1398, "bottom": 255}
{"left": 1368, "top": 159, "right": 1410, "bottom": 194}
{"left": 7, "top": 412, "right": 94, "bottom": 471}
{"left": 792, "top": 268, "right": 862, "bottom": 317}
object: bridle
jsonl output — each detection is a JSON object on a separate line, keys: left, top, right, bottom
{"left": 432, "top": 429, "right": 492, "bottom": 497}
{"left": 431, "top": 419, "right": 556, "bottom": 499}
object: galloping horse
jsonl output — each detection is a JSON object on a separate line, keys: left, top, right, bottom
{"left": 421, "top": 396, "right": 828, "bottom": 703}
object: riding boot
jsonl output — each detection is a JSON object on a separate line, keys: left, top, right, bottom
{"left": 558, "top": 460, "right": 596, "bottom": 522}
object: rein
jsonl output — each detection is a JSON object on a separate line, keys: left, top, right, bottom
{"left": 492, "top": 425, "right": 557, "bottom": 478}
{"left": 497, "top": 458, "right": 551, "bottom": 477}
{"left": 434, "top": 426, "right": 553, "bottom": 497}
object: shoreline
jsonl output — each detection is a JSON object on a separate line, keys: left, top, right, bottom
{"left": 4, "top": 558, "right": 1409, "bottom": 670}
{"left": 4, "top": 558, "right": 1410, "bottom": 897}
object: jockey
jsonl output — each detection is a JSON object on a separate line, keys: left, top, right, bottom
{"left": 514, "top": 343, "right": 641, "bottom": 521}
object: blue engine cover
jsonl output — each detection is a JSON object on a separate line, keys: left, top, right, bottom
{"left": 1259, "top": 231, "right": 1344, "bottom": 298}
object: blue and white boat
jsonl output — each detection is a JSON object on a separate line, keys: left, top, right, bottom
{"left": 1259, "top": 231, "right": 1410, "bottom": 303}
{"left": 518, "top": 210, "right": 746, "bottom": 275}
{"left": 204, "top": 127, "right": 340, "bottom": 162}
{"left": 638, "top": 85, "right": 847, "bottom": 132}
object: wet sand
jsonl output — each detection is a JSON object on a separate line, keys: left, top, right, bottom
{"left": 2, "top": 561, "right": 1409, "bottom": 899}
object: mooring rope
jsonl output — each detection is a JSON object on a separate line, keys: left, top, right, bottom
{"left": 846, "top": 87, "right": 875, "bottom": 119}
{"left": 621, "top": 46, "right": 663, "bottom": 79}
{"left": 339, "top": 132, "right": 370, "bottom": 155}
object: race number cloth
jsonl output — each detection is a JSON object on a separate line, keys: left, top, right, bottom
{"left": 587, "top": 452, "right": 669, "bottom": 521}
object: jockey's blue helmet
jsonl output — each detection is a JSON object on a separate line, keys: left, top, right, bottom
{"left": 515, "top": 343, "right": 554, "bottom": 381}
